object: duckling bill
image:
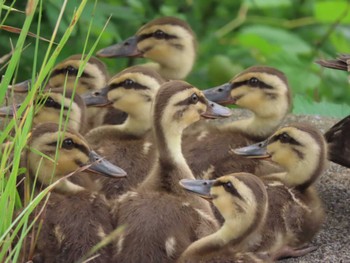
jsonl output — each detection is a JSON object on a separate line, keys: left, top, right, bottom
{"left": 96, "top": 35, "right": 142, "bottom": 58}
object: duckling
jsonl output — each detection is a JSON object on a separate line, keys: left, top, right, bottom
{"left": 111, "top": 80, "right": 232, "bottom": 263}
{"left": 49, "top": 54, "right": 109, "bottom": 94}
{"left": 24, "top": 123, "right": 126, "bottom": 263}
{"left": 83, "top": 65, "right": 165, "bottom": 198}
{"left": 324, "top": 114, "right": 350, "bottom": 168}
{"left": 11, "top": 55, "right": 109, "bottom": 94}
{"left": 178, "top": 173, "right": 272, "bottom": 263}
{"left": 97, "top": 16, "right": 196, "bottom": 80}
{"left": 0, "top": 89, "right": 88, "bottom": 134}
{"left": 234, "top": 123, "right": 326, "bottom": 258}
{"left": 183, "top": 66, "right": 291, "bottom": 179}
{"left": 234, "top": 122, "right": 328, "bottom": 189}
{"left": 316, "top": 54, "right": 350, "bottom": 72}
{"left": 9, "top": 54, "right": 127, "bottom": 127}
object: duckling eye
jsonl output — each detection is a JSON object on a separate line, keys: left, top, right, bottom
{"left": 249, "top": 77, "right": 260, "bottom": 87}
{"left": 66, "top": 66, "right": 78, "bottom": 74}
{"left": 190, "top": 93, "right": 199, "bottom": 104}
{"left": 279, "top": 132, "right": 292, "bottom": 143}
{"left": 62, "top": 138, "right": 75, "bottom": 150}
{"left": 44, "top": 97, "right": 56, "bottom": 107}
{"left": 153, "top": 29, "right": 166, "bottom": 39}
{"left": 223, "top": 181, "right": 233, "bottom": 191}
{"left": 124, "top": 79, "right": 134, "bottom": 86}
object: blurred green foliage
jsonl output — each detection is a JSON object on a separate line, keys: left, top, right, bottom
{"left": 1, "top": 0, "right": 350, "bottom": 115}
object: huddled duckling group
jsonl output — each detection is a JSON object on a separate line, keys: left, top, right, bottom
{"left": 2, "top": 16, "right": 349, "bottom": 263}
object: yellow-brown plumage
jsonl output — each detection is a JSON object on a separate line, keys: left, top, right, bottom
{"left": 97, "top": 17, "right": 197, "bottom": 80}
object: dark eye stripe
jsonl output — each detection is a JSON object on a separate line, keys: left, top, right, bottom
{"left": 109, "top": 82, "right": 149, "bottom": 91}
{"left": 50, "top": 68, "right": 93, "bottom": 79}
{"left": 212, "top": 181, "right": 244, "bottom": 201}
{"left": 138, "top": 32, "right": 177, "bottom": 42}
{"left": 231, "top": 79, "right": 273, "bottom": 90}
{"left": 42, "top": 99, "right": 69, "bottom": 110}
{"left": 47, "top": 141, "right": 90, "bottom": 156}
{"left": 269, "top": 133, "right": 302, "bottom": 146}
{"left": 175, "top": 95, "right": 206, "bottom": 106}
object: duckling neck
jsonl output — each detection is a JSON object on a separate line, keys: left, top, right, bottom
{"left": 86, "top": 110, "right": 151, "bottom": 139}
{"left": 222, "top": 113, "right": 284, "bottom": 140}
{"left": 266, "top": 160, "right": 325, "bottom": 189}
{"left": 117, "top": 110, "right": 152, "bottom": 136}
{"left": 139, "top": 124, "right": 194, "bottom": 193}
{"left": 32, "top": 165, "right": 86, "bottom": 194}
{"left": 181, "top": 218, "right": 252, "bottom": 259}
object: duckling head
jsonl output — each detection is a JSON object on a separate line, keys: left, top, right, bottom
{"left": 205, "top": 66, "right": 291, "bottom": 119}
{"left": 153, "top": 80, "right": 232, "bottom": 135}
{"left": 180, "top": 173, "right": 268, "bottom": 241}
{"left": 0, "top": 89, "right": 87, "bottom": 133}
{"left": 97, "top": 17, "right": 196, "bottom": 80}
{"left": 49, "top": 55, "right": 108, "bottom": 94}
{"left": 235, "top": 123, "right": 328, "bottom": 188}
{"left": 27, "top": 123, "right": 126, "bottom": 193}
{"left": 106, "top": 66, "right": 165, "bottom": 115}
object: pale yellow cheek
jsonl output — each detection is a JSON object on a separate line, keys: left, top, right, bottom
{"left": 271, "top": 147, "right": 296, "bottom": 168}
{"left": 75, "top": 84, "right": 90, "bottom": 95}
{"left": 182, "top": 109, "right": 201, "bottom": 125}
{"left": 237, "top": 92, "right": 263, "bottom": 109}
{"left": 34, "top": 111, "right": 60, "bottom": 125}
{"left": 56, "top": 153, "right": 89, "bottom": 175}
{"left": 142, "top": 43, "right": 170, "bottom": 61}
{"left": 49, "top": 76, "right": 64, "bottom": 88}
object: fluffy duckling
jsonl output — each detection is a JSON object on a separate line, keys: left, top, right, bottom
{"left": 316, "top": 54, "right": 350, "bottom": 72}
{"left": 183, "top": 66, "right": 291, "bottom": 179}
{"left": 324, "top": 114, "right": 350, "bottom": 168}
{"left": 48, "top": 54, "right": 109, "bottom": 94}
{"left": 178, "top": 173, "right": 272, "bottom": 263}
{"left": 0, "top": 89, "right": 88, "bottom": 134}
{"left": 12, "top": 55, "right": 109, "bottom": 94}
{"left": 25, "top": 123, "right": 126, "bottom": 263}
{"left": 111, "top": 80, "right": 232, "bottom": 263}
{"left": 10, "top": 54, "right": 126, "bottom": 127}
{"left": 84, "top": 66, "right": 165, "bottom": 198}
{"left": 97, "top": 16, "right": 196, "bottom": 80}
{"left": 235, "top": 122, "right": 328, "bottom": 189}
{"left": 234, "top": 123, "right": 326, "bottom": 258}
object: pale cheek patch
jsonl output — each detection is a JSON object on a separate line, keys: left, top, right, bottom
{"left": 165, "top": 236, "right": 176, "bottom": 258}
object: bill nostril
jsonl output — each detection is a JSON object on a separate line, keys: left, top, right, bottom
{"left": 218, "top": 88, "right": 223, "bottom": 92}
